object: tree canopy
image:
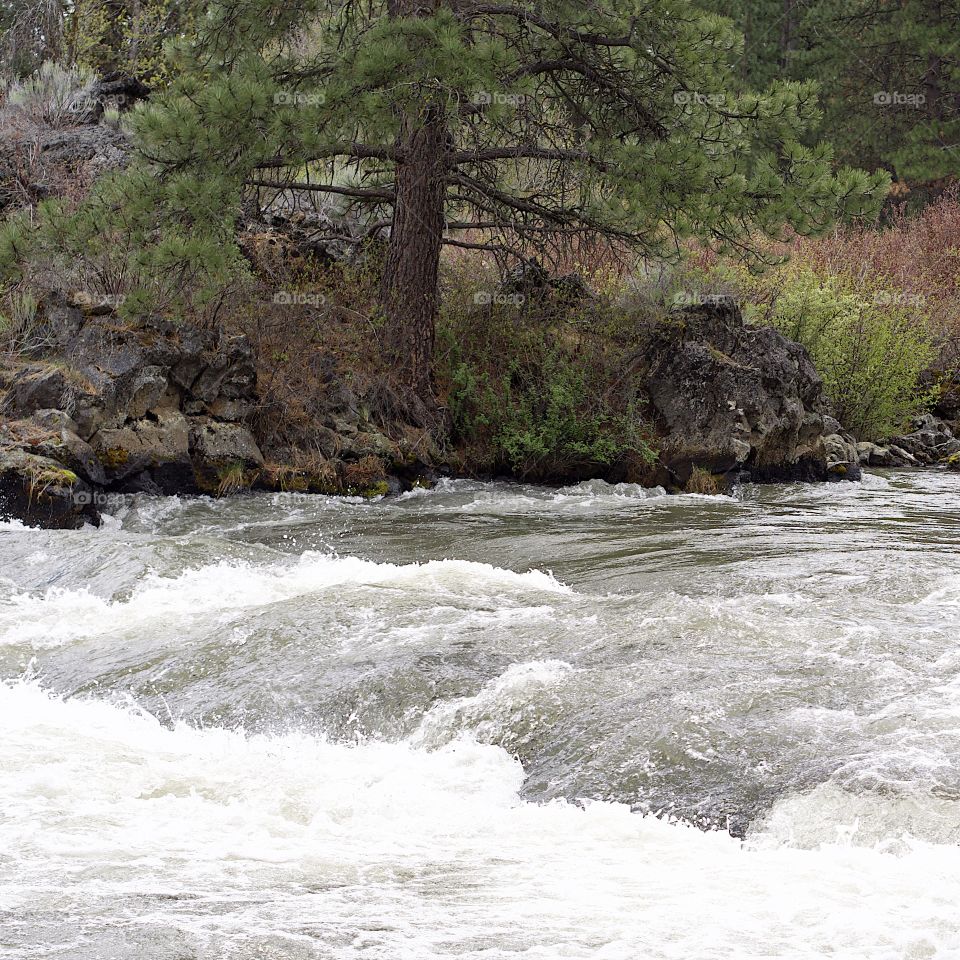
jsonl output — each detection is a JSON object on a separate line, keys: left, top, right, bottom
{"left": 1, "top": 0, "right": 889, "bottom": 402}
{"left": 707, "top": 0, "right": 960, "bottom": 184}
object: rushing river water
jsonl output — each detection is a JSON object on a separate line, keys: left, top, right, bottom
{"left": 2, "top": 471, "right": 960, "bottom": 958}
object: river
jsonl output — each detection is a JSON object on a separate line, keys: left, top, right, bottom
{"left": 2, "top": 472, "right": 959, "bottom": 958}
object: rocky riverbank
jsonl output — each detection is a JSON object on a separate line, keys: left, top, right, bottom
{"left": 0, "top": 289, "right": 436, "bottom": 527}
{"left": 1, "top": 288, "right": 900, "bottom": 529}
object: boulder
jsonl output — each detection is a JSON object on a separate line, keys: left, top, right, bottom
{"left": 38, "top": 125, "right": 129, "bottom": 171}
{"left": 33, "top": 426, "right": 107, "bottom": 487}
{"left": 344, "top": 430, "right": 401, "bottom": 460}
{"left": 858, "top": 441, "right": 918, "bottom": 467}
{"left": 497, "top": 259, "right": 596, "bottom": 308}
{"left": 633, "top": 298, "right": 829, "bottom": 484}
{"left": 937, "top": 438, "right": 960, "bottom": 458}
{"left": 827, "top": 460, "right": 862, "bottom": 481}
{"left": 126, "top": 365, "right": 171, "bottom": 419}
{"left": 888, "top": 444, "right": 920, "bottom": 466}
{"left": 30, "top": 408, "right": 79, "bottom": 433}
{"left": 189, "top": 420, "right": 264, "bottom": 494}
{"left": 90, "top": 411, "right": 195, "bottom": 493}
{"left": 7, "top": 365, "right": 70, "bottom": 413}
{"left": 92, "top": 73, "right": 151, "bottom": 112}
{"left": 825, "top": 433, "right": 859, "bottom": 466}
{"left": 883, "top": 413, "right": 960, "bottom": 466}
{"left": 824, "top": 433, "right": 862, "bottom": 481}
{"left": 857, "top": 442, "right": 888, "bottom": 466}
{"left": 0, "top": 448, "right": 99, "bottom": 529}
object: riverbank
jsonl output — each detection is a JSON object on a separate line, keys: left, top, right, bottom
{"left": 0, "top": 285, "right": 866, "bottom": 528}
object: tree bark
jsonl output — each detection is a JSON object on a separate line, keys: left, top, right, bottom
{"left": 380, "top": 108, "right": 449, "bottom": 402}
{"left": 379, "top": 0, "right": 449, "bottom": 406}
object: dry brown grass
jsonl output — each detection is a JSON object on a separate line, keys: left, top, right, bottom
{"left": 685, "top": 467, "right": 723, "bottom": 495}
{"left": 212, "top": 252, "right": 389, "bottom": 459}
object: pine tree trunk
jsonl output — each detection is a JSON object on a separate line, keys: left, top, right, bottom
{"left": 379, "top": 0, "right": 448, "bottom": 405}
{"left": 379, "top": 110, "right": 448, "bottom": 402}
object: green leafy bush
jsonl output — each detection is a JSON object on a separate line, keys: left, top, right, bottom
{"left": 743, "top": 266, "right": 935, "bottom": 440}
{"left": 438, "top": 291, "right": 656, "bottom": 480}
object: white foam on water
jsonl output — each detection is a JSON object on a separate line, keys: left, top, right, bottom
{"left": 396, "top": 477, "right": 673, "bottom": 515}
{"left": 751, "top": 781, "right": 960, "bottom": 850}
{"left": 0, "top": 552, "right": 571, "bottom": 649}
{"left": 412, "top": 659, "right": 575, "bottom": 749}
{"left": 2, "top": 680, "right": 959, "bottom": 959}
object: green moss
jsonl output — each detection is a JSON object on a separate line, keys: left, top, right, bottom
{"left": 36, "top": 466, "right": 78, "bottom": 486}
{"left": 24, "top": 463, "right": 79, "bottom": 504}
{"left": 102, "top": 446, "right": 129, "bottom": 468}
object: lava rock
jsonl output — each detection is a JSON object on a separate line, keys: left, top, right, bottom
{"left": 189, "top": 420, "right": 264, "bottom": 494}
{"left": 0, "top": 448, "right": 99, "bottom": 529}
{"left": 90, "top": 411, "right": 195, "bottom": 492}
{"left": 632, "top": 298, "right": 829, "bottom": 484}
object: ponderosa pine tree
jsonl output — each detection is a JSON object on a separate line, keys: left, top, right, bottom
{"left": 794, "top": 0, "right": 960, "bottom": 183}
{"left": 709, "top": 0, "right": 960, "bottom": 184}
{"left": 2, "top": 0, "right": 888, "bottom": 405}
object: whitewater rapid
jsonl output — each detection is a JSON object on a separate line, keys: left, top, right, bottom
{"left": 2, "top": 474, "right": 960, "bottom": 958}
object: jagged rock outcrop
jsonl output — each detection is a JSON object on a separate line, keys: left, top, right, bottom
{"left": 632, "top": 298, "right": 829, "bottom": 487}
{"left": 92, "top": 73, "right": 152, "bottom": 113}
{"left": 35, "top": 125, "right": 129, "bottom": 170}
{"left": 0, "top": 119, "right": 130, "bottom": 215}
{"left": 0, "top": 291, "right": 426, "bottom": 527}
{"left": 0, "top": 287, "right": 888, "bottom": 527}
{"left": 849, "top": 413, "right": 960, "bottom": 469}
{"left": 885, "top": 414, "right": 960, "bottom": 464}
{"left": 0, "top": 293, "right": 265, "bottom": 524}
